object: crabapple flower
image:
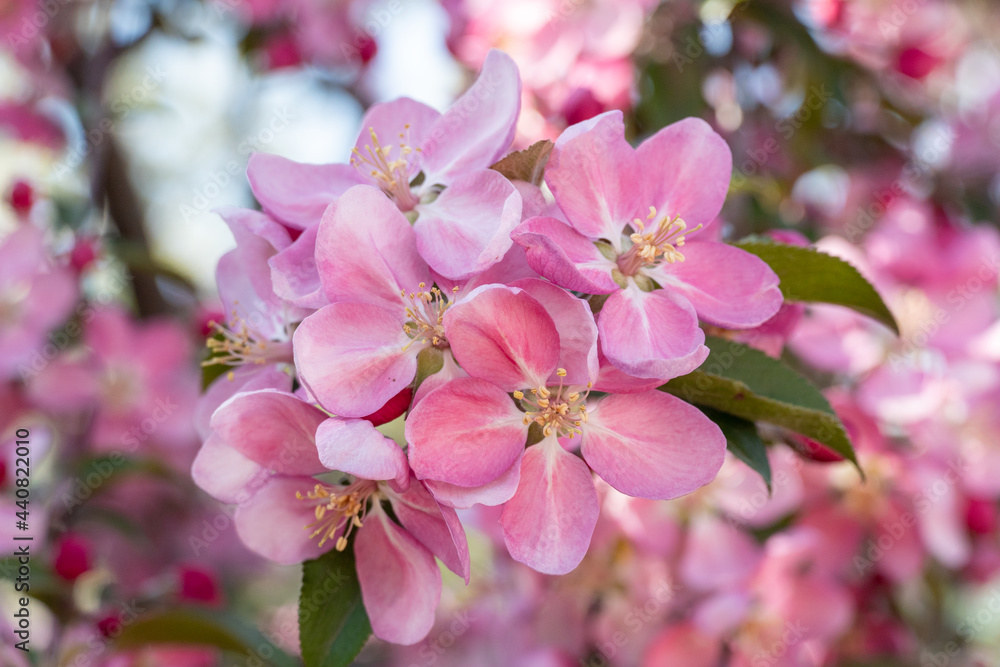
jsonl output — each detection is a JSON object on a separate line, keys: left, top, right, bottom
{"left": 247, "top": 49, "right": 523, "bottom": 280}
{"left": 0, "top": 224, "right": 77, "bottom": 380}
{"left": 406, "top": 284, "right": 726, "bottom": 574}
{"left": 196, "top": 207, "right": 305, "bottom": 435}
{"left": 192, "top": 388, "right": 468, "bottom": 645}
{"left": 293, "top": 185, "right": 454, "bottom": 418}
{"left": 512, "top": 111, "right": 782, "bottom": 381}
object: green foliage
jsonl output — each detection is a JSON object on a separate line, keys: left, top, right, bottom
{"left": 299, "top": 546, "right": 372, "bottom": 667}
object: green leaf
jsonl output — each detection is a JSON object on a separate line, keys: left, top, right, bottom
{"left": 662, "top": 336, "right": 861, "bottom": 473}
{"left": 490, "top": 140, "right": 553, "bottom": 185}
{"left": 700, "top": 407, "right": 771, "bottom": 491}
{"left": 299, "top": 546, "right": 372, "bottom": 667}
{"left": 115, "top": 607, "right": 297, "bottom": 666}
{"left": 735, "top": 240, "right": 899, "bottom": 334}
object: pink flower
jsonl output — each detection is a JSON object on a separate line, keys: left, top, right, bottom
{"left": 247, "top": 49, "right": 523, "bottom": 280}
{"left": 0, "top": 225, "right": 77, "bottom": 380}
{"left": 512, "top": 111, "right": 782, "bottom": 381}
{"left": 406, "top": 284, "right": 725, "bottom": 573}
{"left": 28, "top": 308, "right": 200, "bottom": 459}
{"left": 196, "top": 206, "right": 304, "bottom": 435}
{"left": 292, "top": 185, "right": 447, "bottom": 418}
{"left": 192, "top": 388, "right": 469, "bottom": 645}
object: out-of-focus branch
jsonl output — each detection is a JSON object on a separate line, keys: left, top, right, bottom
{"left": 95, "top": 137, "right": 170, "bottom": 318}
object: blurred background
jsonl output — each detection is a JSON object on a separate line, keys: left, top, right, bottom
{"left": 3, "top": 0, "right": 1000, "bottom": 665}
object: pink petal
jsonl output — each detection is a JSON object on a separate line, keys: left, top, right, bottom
{"left": 196, "top": 364, "right": 292, "bottom": 441}
{"left": 315, "top": 185, "right": 430, "bottom": 310}
{"left": 597, "top": 284, "right": 708, "bottom": 380}
{"left": 414, "top": 168, "right": 521, "bottom": 280}
{"left": 511, "top": 278, "right": 598, "bottom": 386}
{"left": 583, "top": 391, "right": 726, "bottom": 499}
{"left": 443, "top": 285, "right": 558, "bottom": 390}
{"left": 215, "top": 205, "right": 291, "bottom": 251}
{"left": 647, "top": 241, "right": 782, "bottom": 328}
{"left": 209, "top": 389, "right": 326, "bottom": 474}
{"left": 592, "top": 347, "right": 665, "bottom": 394}
{"left": 511, "top": 216, "right": 620, "bottom": 294}
{"left": 26, "top": 358, "right": 100, "bottom": 412}
{"left": 234, "top": 476, "right": 330, "bottom": 564}
{"left": 434, "top": 243, "right": 538, "bottom": 299}
{"left": 0, "top": 224, "right": 45, "bottom": 284}
{"left": 405, "top": 377, "right": 527, "bottom": 487}
{"left": 678, "top": 513, "right": 760, "bottom": 591}
{"left": 643, "top": 623, "right": 722, "bottom": 667}
{"left": 355, "top": 506, "right": 441, "bottom": 645}
{"left": 247, "top": 152, "right": 364, "bottom": 229}
{"left": 420, "top": 50, "right": 521, "bottom": 183}
{"left": 545, "top": 110, "right": 640, "bottom": 243}
{"left": 500, "top": 436, "right": 599, "bottom": 574}
{"left": 269, "top": 224, "right": 327, "bottom": 309}
{"left": 293, "top": 302, "right": 416, "bottom": 418}
{"left": 636, "top": 117, "right": 732, "bottom": 229}
{"left": 215, "top": 249, "right": 293, "bottom": 343}
{"left": 84, "top": 308, "right": 134, "bottom": 362}
{"left": 388, "top": 477, "right": 470, "bottom": 582}
{"left": 191, "top": 434, "right": 271, "bottom": 504}
{"left": 315, "top": 417, "right": 409, "bottom": 489}
{"left": 424, "top": 457, "right": 522, "bottom": 508}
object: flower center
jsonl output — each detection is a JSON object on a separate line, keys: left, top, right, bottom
{"left": 202, "top": 308, "right": 293, "bottom": 378}
{"left": 401, "top": 283, "right": 456, "bottom": 351}
{"left": 350, "top": 125, "right": 421, "bottom": 211}
{"left": 296, "top": 479, "right": 378, "bottom": 551}
{"left": 617, "top": 206, "right": 702, "bottom": 276}
{"left": 514, "top": 369, "right": 592, "bottom": 439}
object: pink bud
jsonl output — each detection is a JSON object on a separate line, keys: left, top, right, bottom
{"left": 363, "top": 387, "right": 413, "bottom": 427}
{"left": 178, "top": 565, "right": 222, "bottom": 605}
{"left": 53, "top": 534, "right": 92, "bottom": 581}
{"left": 8, "top": 179, "right": 34, "bottom": 215}
{"left": 70, "top": 238, "right": 98, "bottom": 272}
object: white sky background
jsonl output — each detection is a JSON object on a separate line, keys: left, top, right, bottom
{"left": 112, "top": 0, "right": 463, "bottom": 296}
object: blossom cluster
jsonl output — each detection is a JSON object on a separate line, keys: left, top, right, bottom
{"left": 193, "top": 49, "right": 785, "bottom": 645}
{"left": 375, "top": 195, "right": 1000, "bottom": 667}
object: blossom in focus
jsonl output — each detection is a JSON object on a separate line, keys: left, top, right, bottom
{"left": 193, "top": 388, "right": 470, "bottom": 644}
{"left": 406, "top": 283, "right": 726, "bottom": 574}
{"left": 512, "top": 111, "right": 782, "bottom": 381}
